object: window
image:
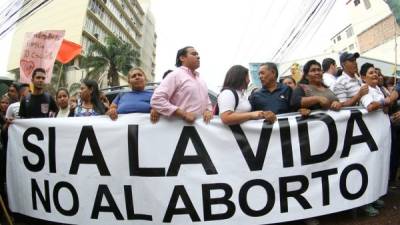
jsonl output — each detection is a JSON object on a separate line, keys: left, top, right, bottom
{"left": 346, "top": 27, "right": 354, "bottom": 38}
{"left": 354, "top": 0, "right": 360, "bottom": 6}
{"left": 349, "top": 44, "right": 355, "bottom": 50}
{"left": 337, "top": 35, "right": 341, "bottom": 42}
{"left": 363, "top": 0, "right": 371, "bottom": 9}
{"left": 333, "top": 39, "right": 336, "bottom": 44}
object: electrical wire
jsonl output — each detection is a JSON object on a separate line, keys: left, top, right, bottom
{"left": 272, "top": 0, "right": 328, "bottom": 62}
{"left": 0, "top": 0, "right": 53, "bottom": 38}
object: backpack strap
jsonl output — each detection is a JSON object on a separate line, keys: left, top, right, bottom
{"left": 214, "top": 88, "right": 239, "bottom": 115}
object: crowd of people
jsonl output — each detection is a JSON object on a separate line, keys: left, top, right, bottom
{"left": 0, "top": 46, "right": 399, "bottom": 225}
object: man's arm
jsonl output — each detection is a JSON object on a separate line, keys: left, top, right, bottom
{"left": 150, "top": 74, "right": 179, "bottom": 116}
{"left": 338, "top": 85, "right": 368, "bottom": 107}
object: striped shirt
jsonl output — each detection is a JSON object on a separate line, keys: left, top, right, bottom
{"left": 331, "top": 72, "right": 362, "bottom": 103}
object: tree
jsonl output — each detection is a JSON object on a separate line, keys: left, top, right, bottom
{"left": 81, "top": 36, "right": 140, "bottom": 87}
{"left": 48, "top": 61, "right": 68, "bottom": 96}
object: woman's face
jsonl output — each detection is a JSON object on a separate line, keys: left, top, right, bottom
{"left": 307, "top": 64, "right": 323, "bottom": 85}
{"left": 80, "top": 83, "right": 92, "bottom": 102}
{"left": 0, "top": 98, "right": 9, "bottom": 112}
{"left": 364, "top": 67, "right": 378, "bottom": 87}
{"left": 57, "top": 90, "right": 69, "bottom": 109}
{"left": 283, "top": 78, "right": 296, "bottom": 90}
{"left": 128, "top": 70, "right": 146, "bottom": 91}
{"left": 69, "top": 96, "right": 77, "bottom": 108}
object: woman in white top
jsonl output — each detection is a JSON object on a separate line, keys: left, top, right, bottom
{"left": 359, "top": 63, "right": 388, "bottom": 113}
{"left": 55, "top": 88, "right": 73, "bottom": 117}
{"left": 217, "top": 65, "right": 271, "bottom": 125}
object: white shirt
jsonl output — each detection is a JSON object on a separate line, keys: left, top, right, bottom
{"left": 360, "top": 86, "right": 384, "bottom": 108}
{"left": 331, "top": 72, "right": 363, "bottom": 103}
{"left": 217, "top": 89, "right": 251, "bottom": 114}
{"left": 323, "top": 72, "right": 336, "bottom": 88}
{"left": 6, "top": 102, "right": 20, "bottom": 119}
{"left": 56, "top": 106, "right": 70, "bottom": 118}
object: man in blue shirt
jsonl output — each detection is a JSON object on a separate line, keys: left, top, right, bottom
{"left": 249, "top": 62, "right": 292, "bottom": 122}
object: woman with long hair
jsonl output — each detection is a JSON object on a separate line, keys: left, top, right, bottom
{"left": 217, "top": 65, "right": 270, "bottom": 125}
{"left": 74, "top": 80, "right": 105, "bottom": 117}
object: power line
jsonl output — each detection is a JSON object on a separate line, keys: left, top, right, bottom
{"left": 0, "top": 0, "right": 33, "bottom": 29}
{"left": 0, "top": 0, "right": 52, "bottom": 38}
{"left": 284, "top": 0, "right": 336, "bottom": 60}
{"left": 248, "top": 0, "right": 315, "bottom": 61}
{"left": 279, "top": 0, "right": 336, "bottom": 61}
{"left": 272, "top": 0, "right": 325, "bottom": 61}
{"left": 272, "top": 0, "right": 328, "bottom": 62}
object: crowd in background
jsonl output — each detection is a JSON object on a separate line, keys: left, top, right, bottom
{"left": 0, "top": 46, "right": 399, "bottom": 225}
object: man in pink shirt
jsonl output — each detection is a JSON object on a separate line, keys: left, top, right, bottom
{"left": 151, "top": 46, "right": 213, "bottom": 123}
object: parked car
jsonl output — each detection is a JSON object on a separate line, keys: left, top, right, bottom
{"left": 101, "top": 82, "right": 218, "bottom": 107}
{"left": 0, "top": 75, "right": 14, "bottom": 96}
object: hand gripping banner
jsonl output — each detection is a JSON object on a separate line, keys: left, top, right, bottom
{"left": 7, "top": 109, "right": 391, "bottom": 224}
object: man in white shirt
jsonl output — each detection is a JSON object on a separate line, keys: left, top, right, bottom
{"left": 322, "top": 58, "right": 337, "bottom": 88}
{"left": 5, "top": 83, "right": 29, "bottom": 120}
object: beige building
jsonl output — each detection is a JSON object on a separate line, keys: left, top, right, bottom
{"left": 329, "top": 0, "right": 399, "bottom": 75}
{"left": 7, "top": 0, "right": 157, "bottom": 87}
{"left": 328, "top": 24, "right": 359, "bottom": 53}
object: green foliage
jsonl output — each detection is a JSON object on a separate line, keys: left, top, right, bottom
{"left": 80, "top": 36, "right": 140, "bottom": 87}
{"left": 48, "top": 61, "right": 68, "bottom": 96}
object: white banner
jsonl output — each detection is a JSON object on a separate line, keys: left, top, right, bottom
{"left": 7, "top": 109, "right": 391, "bottom": 225}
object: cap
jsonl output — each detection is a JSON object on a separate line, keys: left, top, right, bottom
{"left": 340, "top": 52, "right": 360, "bottom": 64}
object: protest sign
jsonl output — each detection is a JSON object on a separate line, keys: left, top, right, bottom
{"left": 19, "top": 30, "right": 65, "bottom": 83}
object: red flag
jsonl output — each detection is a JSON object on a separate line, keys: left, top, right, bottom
{"left": 56, "top": 39, "right": 82, "bottom": 64}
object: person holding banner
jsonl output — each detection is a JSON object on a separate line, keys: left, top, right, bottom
{"left": 19, "top": 68, "right": 58, "bottom": 119}
{"left": 151, "top": 46, "right": 213, "bottom": 123}
{"left": 107, "top": 67, "right": 159, "bottom": 122}
{"left": 74, "top": 80, "right": 105, "bottom": 117}
{"left": 359, "top": 63, "right": 388, "bottom": 112}
{"left": 248, "top": 62, "right": 291, "bottom": 122}
{"left": 291, "top": 60, "right": 342, "bottom": 112}
{"left": 216, "top": 65, "right": 272, "bottom": 125}
{"left": 331, "top": 52, "right": 369, "bottom": 107}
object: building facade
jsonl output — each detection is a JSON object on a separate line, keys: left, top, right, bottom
{"left": 329, "top": 0, "right": 399, "bottom": 75}
{"left": 329, "top": 24, "right": 359, "bottom": 53}
{"left": 7, "top": 0, "right": 156, "bottom": 86}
